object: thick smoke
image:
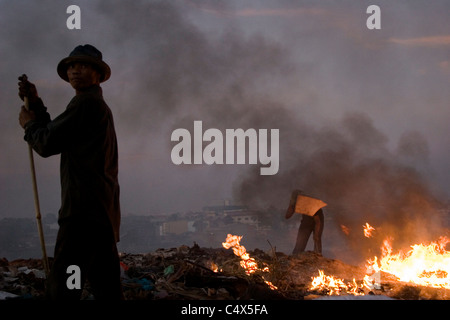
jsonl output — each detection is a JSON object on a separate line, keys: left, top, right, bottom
{"left": 0, "top": 1, "right": 447, "bottom": 259}
{"left": 233, "top": 111, "right": 445, "bottom": 257}
{"left": 132, "top": 1, "right": 448, "bottom": 256}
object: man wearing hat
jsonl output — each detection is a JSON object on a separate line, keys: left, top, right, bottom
{"left": 18, "top": 44, "right": 123, "bottom": 300}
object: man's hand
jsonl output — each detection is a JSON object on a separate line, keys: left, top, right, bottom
{"left": 19, "top": 106, "right": 36, "bottom": 128}
{"left": 286, "top": 189, "right": 302, "bottom": 219}
{"left": 18, "top": 75, "right": 39, "bottom": 128}
{"left": 18, "top": 75, "right": 39, "bottom": 104}
{"left": 289, "top": 189, "right": 302, "bottom": 206}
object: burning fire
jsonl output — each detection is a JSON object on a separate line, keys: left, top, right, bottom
{"left": 207, "top": 261, "right": 220, "bottom": 273}
{"left": 311, "top": 223, "right": 450, "bottom": 296}
{"left": 222, "top": 234, "right": 277, "bottom": 290}
{"left": 310, "top": 270, "right": 369, "bottom": 295}
{"left": 363, "top": 222, "right": 375, "bottom": 238}
{"left": 220, "top": 222, "right": 448, "bottom": 297}
{"left": 366, "top": 236, "right": 450, "bottom": 289}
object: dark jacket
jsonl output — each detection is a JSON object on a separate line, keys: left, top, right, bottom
{"left": 24, "top": 85, "right": 121, "bottom": 242}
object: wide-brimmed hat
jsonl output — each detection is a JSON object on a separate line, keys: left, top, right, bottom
{"left": 57, "top": 44, "right": 111, "bottom": 82}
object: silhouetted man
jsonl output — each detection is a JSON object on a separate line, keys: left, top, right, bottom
{"left": 18, "top": 44, "right": 123, "bottom": 300}
{"left": 285, "top": 190, "right": 324, "bottom": 255}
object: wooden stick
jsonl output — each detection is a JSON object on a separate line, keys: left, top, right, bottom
{"left": 22, "top": 75, "right": 50, "bottom": 276}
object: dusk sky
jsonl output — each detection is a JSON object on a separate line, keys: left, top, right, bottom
{"left": 1, "top": 0, "right": 450, "bottom": 235}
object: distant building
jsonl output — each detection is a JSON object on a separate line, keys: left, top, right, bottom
{"left": 202, "top": 204, "right": 248, "bottom": 217}
{"left": 226, "top": 211, "right": 259, "bottom": 227}
{"left": 160, "top": 220, "right": 189, "bottom": 236}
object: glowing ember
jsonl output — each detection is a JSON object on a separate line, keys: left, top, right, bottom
{"left": 222, "top": 234, "right": 277, "bottom": 290}
{"left": 366, "top": 236, "right": 450, "bottom": 289}
{"left": 207, "top": 261, "right": 220, "bottom": 273}
{"left": 363, "top": 222, "right": 375, "bottom": 238}
{"left": 340, "top": 224, "right": 350, "bottom": 236}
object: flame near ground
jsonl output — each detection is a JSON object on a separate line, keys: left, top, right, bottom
{"left": 311, "top": 223, "right": 450, "bottom": 296}
{"left": 221, "top": 225, "right": 449, "bottom": 297}
{"left": 366, "top": 236, "right": 450, "bottom": 290}
{"left": 222, "top": 234, "right": 278, "bottom": 290}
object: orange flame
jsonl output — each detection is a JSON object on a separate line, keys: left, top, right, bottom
{"left": 311, "top": 224, "right": 450, "bottom": 295}
{"left": 363, "top": 222, "right": 375, "bottom": 238}
{"left": 310, "top": 270, "right": 366, "bottom": 296}
{"left": 340, "top": 224, "right": 350, "bottom": 236}
{"left": 207, "top": 261, "right": 220, "bottom": 273}
{"left": 366, "top": 237, "right": 450, "bottom": 289}
{"left": 222, "top": 234, "right": 277, "bottom": 290}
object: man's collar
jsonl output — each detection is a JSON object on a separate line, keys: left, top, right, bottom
{"left": 75, "top": 84, "right": 102, "bottom": 96}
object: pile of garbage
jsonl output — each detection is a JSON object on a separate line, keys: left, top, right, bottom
{"left": 1, "top": 244, "right": 449, "bottom": 300}
{"left": 119, "top": 244, "right": 287, "bottom": 300}
{"left": 0, "top": 244, "right": 286, "bottom": 300}
{"left": 0, "top": 257, "right": 46, "bottom": 299}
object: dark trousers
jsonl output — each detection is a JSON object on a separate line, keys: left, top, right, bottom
{"left": 45, "top": 218, "right": 123, "bottom": 300}
{"left": 292, "top": 210, "right": 324, "bottom": 255}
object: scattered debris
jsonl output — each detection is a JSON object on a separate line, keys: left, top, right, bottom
{"left": 1, "top": 244, "right": 449, "bottom": 300}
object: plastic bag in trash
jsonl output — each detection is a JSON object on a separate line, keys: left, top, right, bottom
{"left": 164, "top": 265, "right": 174, "bottom": 276}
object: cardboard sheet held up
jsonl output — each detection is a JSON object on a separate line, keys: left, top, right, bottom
{"left": 294, "top": 194, "right": 327, "bottom": 216}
